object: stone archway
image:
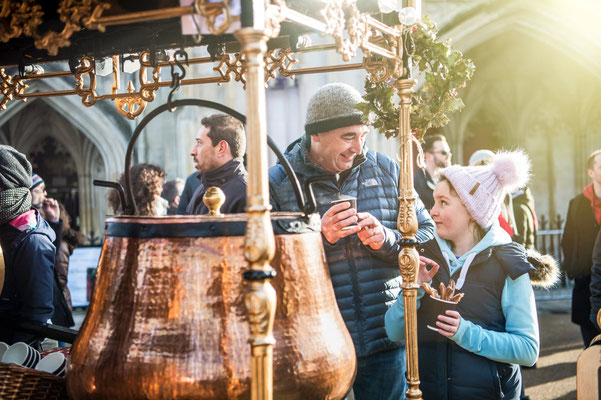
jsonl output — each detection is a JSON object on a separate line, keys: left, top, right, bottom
{"left": 431, "top": 1, "right": 601, "bottom": 219}
{"left": 0, "top": 76, "right": 130, "bottom": 239}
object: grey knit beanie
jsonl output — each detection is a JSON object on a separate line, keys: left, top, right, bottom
{"left": 0, "top": 145, "right": 32, "bottom": 190}
{"left": 305, "top": 83, "right": 365, "bottom": 135}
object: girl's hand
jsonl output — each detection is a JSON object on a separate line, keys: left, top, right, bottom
{"left": 436, "top": 310, "right": 461, "bottom": 337}
{"left": 417, "top": 256, "right": 439, "bottom": 286}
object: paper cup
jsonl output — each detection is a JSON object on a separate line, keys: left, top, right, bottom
{"left": 425, "top": 295, "right": 458, "bottom": 331}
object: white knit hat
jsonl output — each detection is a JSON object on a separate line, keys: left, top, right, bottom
{"left": 441, "top": 150, "right": 531, "bottom": 230}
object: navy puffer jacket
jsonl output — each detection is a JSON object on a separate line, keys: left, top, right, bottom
{"left": 0, "top": 210, "right": 56, "bottom": 345}
{"left": 269, "top": 139, "right": 434, "bottom": 357}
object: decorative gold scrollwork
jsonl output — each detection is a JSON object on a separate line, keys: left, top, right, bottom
{"left": 264, "top": 0, "right": 286, "bottom": 39}
{"left": 114, "top": 81, "right": 146, "bottom": 120}
{"left": 265, "top": 48, "right": 298, "bottom": 81}
{"left": 0, "top": 69, "right": 28, "bottom": 111}
{"left": 398, "top": 250, "right": 419, "bottom": 286}
{"left": 214, "top": 53, "right": 246, "bottom": 87}
{"left": 138, "top": 52, "right": 162, "bottom": 102}
{"left": 362, "top": 30, "right": 404, "bottom": 82}
{"left": 35, "top": 0, "right": 111, "bottom": 56}
{"left": 0, "top": 0, "right": 43, "bottom": 43}
{"left": 0, "top": 0, "right": 110, "bottom": 56}
{"left": 397, "top": 196, "right": 416, "bottom": 235}
{"left": 74, "top": 56, "right": 97, "bottom": 107}
{"left": 321, "top": 0, "right": 371, "bottom": 62}
{"left": 193, "top": 0, "right": 234, "bottom": 36}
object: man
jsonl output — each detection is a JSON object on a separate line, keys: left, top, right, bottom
{"left": 512, "top": 186, "right": 537, "bottom": 250}
{"left": 414, "top": 134, "right": 452, "bottom": 210}
{"left": 0, "top": 145, "right": 55, "bottom": 348}
{"left": 562, "top": 149, "right": 601, "bottom": 347}
{"left": 590, "top": 229, "right": 601, "bottom": 331}
{"left": 185, "top": 113, "right": 247, "bottom": 214}
{"left": 269, "top": 83, "right": 435, "bottom": 400}
{"left": 162, "top": 178, "right": 185, "bottom": 215}
{"left": 30, "top": 174, "right": 62, "bottom": 237}
{"left": 177, "top": 172, "right": 202, "bottom": 214}
{"left": 30, "top": 173, "right": 74, "bottom": 331}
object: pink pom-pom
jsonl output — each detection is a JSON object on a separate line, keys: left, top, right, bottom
{"left": 490, "top": 150, "right": 531, "bottom": 193}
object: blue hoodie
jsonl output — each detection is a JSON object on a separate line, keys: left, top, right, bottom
{"left": 385, "top": 223, "right": 539, "bottom": 366}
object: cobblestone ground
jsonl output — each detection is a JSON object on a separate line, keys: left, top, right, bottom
{"left": 523, "top": 290, "right": 583, "bottom": 400}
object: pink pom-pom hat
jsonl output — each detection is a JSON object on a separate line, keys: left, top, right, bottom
{"left": 441, "top": 150, "right": 531, "bottom": 230}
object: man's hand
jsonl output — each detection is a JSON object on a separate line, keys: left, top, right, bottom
{"left": 321, "top": 202, "right": 361, "bottom": 244}
{"left": 356, "top": 212, "right": 385, "bottom": 250}
{"left": 42, "top": 198, "right": 60, "bottom": 222}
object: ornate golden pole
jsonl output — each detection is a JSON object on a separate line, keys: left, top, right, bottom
{"left": 394, "top": 78, "right": 422, "bottom": 400}
{"left": 235, "top": 28, "right": 277, "bottom": 400}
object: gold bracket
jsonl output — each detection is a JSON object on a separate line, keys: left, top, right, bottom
{"left": 193, "top": 0, "right": 235, "bottom": 36}
{"left": 264, "top": 0, "right": 287, "bottom": 39}
{"left": 114, "top": 81, "right": 147, "bottom": 120}
{"left": 322, "top": 0, "right": 371, "bottom": 62}
{"left": 74, "top": 56, "right": 97, "bottom": 107}
{"left": 0, "top": 69, "right": 28, "bottom": 111}
{"left": 214, "top": 49, "right": 298, "bottom": 89}
{"left": 265, "top": 48, "right": 298, "bottom": 80}
{"left": 214, "top": 53, "right": 246, "bottom": 87}
{"left": 362, "top": 28, "right": 405, "bottom": 83}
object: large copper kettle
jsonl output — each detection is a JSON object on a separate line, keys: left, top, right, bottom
{"left": 66, "top": 100, "right": 357, "bottom": 399}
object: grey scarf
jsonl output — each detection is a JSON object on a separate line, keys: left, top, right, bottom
{"left": 0, "top": 188, "right": 32, "bottom": 224}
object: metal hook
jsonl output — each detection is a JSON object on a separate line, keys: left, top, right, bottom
{"left": 167, "top": 50, "right": 189, "bottom": 112}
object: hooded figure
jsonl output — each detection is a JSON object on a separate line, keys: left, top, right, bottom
{"left": 0, "top": 145, "right": 56, "bottom": 348}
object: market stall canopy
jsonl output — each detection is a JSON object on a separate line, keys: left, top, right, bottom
{"left": 0, "top": 0, "right": 388, "bottom": 67}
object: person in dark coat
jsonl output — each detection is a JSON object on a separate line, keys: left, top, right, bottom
{"left": 414, "top": 134, "right": 452, "bottom": 211}
{"left": 176, "top": 172, "right": 202, "bottom": 214}
{"left": 185, "top": 114, "right": 247, "bottom": 215}
{"left": 270, "top": 83, "right": 435, "bottom": 400}
{"left": 561, "top": 149, "right": 601, "bottom": 347}
{"left": 512, "top": 186, "right": 537, "bottom": 250}
{"left": 0, "top": 145, "right": 55, "bottom": 348}
{"left": 386, "top": 150, "right": 559, "bottom": 400}
{"left": 590, "top": 229, "right": 601, "bottom": 330}
{"left": 162, "top": 178, "right": 185, "bottom": 215}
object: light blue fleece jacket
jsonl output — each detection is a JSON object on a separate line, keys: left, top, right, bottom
{"left": 384, "top": 223, "right": 539, "bottom": 366}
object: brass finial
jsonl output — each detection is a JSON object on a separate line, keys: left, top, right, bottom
{"left": 203, "top": 186, "right": 225, "bottom": 216}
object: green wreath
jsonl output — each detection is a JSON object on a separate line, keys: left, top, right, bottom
{"left": 356, "top": 16, "right": 475, "bottom": 140}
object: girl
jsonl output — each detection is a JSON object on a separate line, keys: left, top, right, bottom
{"left": 385, "top": 150, "right": 558, "bottom": 399}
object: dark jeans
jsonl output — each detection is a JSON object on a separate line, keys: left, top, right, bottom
{"left": 353, "top": 347, "right": 407, "bottom": 400}
{"left": 580, "top": 319, "right": 599, "bottom": 347}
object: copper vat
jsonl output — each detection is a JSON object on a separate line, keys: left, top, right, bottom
{"left": 66, "top": 213, "right": 356, "bottom": 399}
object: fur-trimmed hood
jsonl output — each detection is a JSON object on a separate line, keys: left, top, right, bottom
{"left": 526, "top": 249, "right": 560, "bottom": 288}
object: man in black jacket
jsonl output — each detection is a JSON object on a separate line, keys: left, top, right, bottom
{"left": 561, "top": 149, "right": 601, "bottom": 347}
{"left": 590, "top": 229, "right": 601, "bottom": 331}
{"left": 184, "top": 114, "right": 247, "bottom": 215}
{"left": 414, "top": 134, "right": 451, "bottom": 210}
{"left": 0, "top": 145, "right": 55, "bottom": 348}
